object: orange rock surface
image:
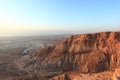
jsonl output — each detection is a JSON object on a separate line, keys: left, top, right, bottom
{"left": 16, "top": 32, "right": 120, "bottom": 80}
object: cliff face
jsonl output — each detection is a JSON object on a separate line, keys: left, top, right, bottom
{"left": 17, "top": 32, "right": 120, "bottom": 80}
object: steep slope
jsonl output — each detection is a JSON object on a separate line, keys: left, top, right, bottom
{"left": 17, "top": 32, "right": 120, "bottom": 80}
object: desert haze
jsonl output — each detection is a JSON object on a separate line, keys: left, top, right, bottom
{"left": 0, "top": 35, "right": 66, "bottom": 80}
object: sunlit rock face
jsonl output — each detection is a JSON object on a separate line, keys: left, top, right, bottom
{"left": 17, "top": 32, "right": 120, "bottom": 80}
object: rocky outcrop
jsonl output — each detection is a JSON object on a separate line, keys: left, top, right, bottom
{"left": 50, "top": 71, "right": 115, "bottom": 80}
{"left": 17, "top": 31, "right": 120, "bottom": 79}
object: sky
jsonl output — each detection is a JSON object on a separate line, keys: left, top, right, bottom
{"left": 0, "top": 0, "right": 120, "bottom": 36}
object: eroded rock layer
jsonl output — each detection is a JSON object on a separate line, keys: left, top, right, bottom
{"left": 17, "top": 32, "right": 120, "bottom": 80}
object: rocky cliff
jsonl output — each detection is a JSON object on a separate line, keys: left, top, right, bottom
{"left": 16, "top": 32, "right": 120, "bottom": 80}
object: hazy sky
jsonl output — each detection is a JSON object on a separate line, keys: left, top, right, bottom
{"left": 0, "top": 0, "right": 120, "bottom": 36}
